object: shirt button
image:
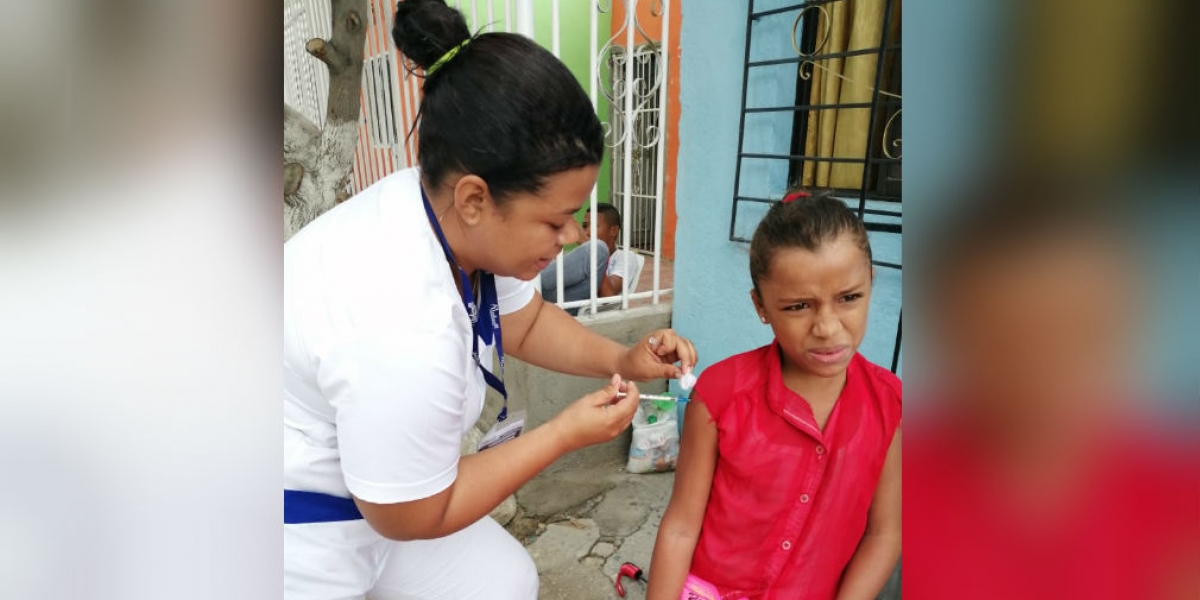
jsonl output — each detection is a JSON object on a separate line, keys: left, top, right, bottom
{"left": 781, "top": 540, "right": 792, "bottom": 550}
{"left": 800, "top": 494, "right": 810, "bottom": 503}
{"left": 815, "top": 446, "right": 825, "bottom": 455}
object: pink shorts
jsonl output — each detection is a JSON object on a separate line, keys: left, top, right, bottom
{"left": 680, "top": 573, "right": 746, "bottom": 600}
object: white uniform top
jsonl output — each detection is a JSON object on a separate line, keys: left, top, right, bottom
{"left": 283, "top": 167, "right": 535, "bottom": 506}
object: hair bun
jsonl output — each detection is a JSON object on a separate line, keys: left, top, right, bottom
{"left": 392, "top": 0, "right": 471, "bottom": 71}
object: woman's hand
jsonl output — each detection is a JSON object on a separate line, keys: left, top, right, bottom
{"left": 550, "top": 374, "right": 640, "bottom": 453}
{"left": 360, "top": 375, "right": 639, "bottom": 542}
{"left": 617, "top": 329, "right": 698, "bottom": 381}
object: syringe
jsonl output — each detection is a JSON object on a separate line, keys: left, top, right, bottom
{"left": 616, "top": 392, "right": 687, "bottom": 403}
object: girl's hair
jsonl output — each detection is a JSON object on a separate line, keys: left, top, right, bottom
{"left": 749, "top": 189, "right": 873, "bottom": 291}
{"left": 392, "top": 0, "right": 604, "bottom": 202}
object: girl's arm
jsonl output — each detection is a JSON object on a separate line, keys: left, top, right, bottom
{"left": 835, "top": 429, "right": 902, "bottom": 600}
{"left": 647, "top": 399, "right": 719, "bottom": 600}
{"left": 501, "top": 292, "right": 697, "bottom": 381}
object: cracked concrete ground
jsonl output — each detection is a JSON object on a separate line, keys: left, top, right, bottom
{"left": 506, "top": 456, "right": 675, "bottom": 600}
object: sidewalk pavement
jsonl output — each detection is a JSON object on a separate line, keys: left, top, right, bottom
{"left": 505, "top": 456, "right": 675, "bottom": 600}
{"left": 506, "top": 456, "right": 903, "bottom": 600}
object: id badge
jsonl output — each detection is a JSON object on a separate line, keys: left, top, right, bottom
{"left": 477, "top": 409, "right": 525, "bottom": 451}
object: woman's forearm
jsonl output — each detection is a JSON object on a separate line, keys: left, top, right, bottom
{"left": 511, "top": 301, "right": 625, "bottom": 377}
{"left": 834, "top": 532, "right": 901, "bottom": 600}
{"left": 358, "top": 420, "right": 570, "bottom": 541}
{"left": 436, "top": 421, "right": 570, "bottom": 536}
{"left": 504, "top": 294, "right": 694, "bottom": 382}
{"left": 367, "top": 376, "right": 638, "bottom": 541}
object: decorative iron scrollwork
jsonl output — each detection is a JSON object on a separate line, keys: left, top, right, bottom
{"left": 597, "top": 0, "right": 666, "bottom": 149}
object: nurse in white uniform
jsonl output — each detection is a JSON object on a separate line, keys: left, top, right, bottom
{"left": 283, "top": 1, "right": 697, "bottom": 598}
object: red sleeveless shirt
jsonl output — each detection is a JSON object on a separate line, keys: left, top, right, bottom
{"left": 689, "top": 343, "right": 902, "bottom": 599}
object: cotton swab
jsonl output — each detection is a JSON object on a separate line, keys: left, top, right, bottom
{"left": 645, "top": 336, "right": 698, "bottom": 391}
{"left": 679, "top": 367, "right": 697, "bottom": 391}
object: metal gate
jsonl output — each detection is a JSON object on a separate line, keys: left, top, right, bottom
{"left": 607, "top": 43, "right": 662, "bottom": 254}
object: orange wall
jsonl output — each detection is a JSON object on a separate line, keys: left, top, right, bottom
{"left": 610, "top": 1, "right": 681, "bottom": 261}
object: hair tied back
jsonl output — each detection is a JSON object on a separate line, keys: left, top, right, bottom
{"left": 425, "top": 39, "right": 470, "bottom": 77}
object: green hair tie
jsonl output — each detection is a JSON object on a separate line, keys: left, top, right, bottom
{"left": 425, "top": 40, "right": 470, "bottom": 77}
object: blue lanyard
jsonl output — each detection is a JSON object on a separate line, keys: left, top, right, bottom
{"left": 420, "top": 187, "right": 510, "bottom": 421}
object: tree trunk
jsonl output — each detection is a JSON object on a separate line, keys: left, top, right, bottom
{"left": 284, "top": 0, "right": 368, "bottom": 241}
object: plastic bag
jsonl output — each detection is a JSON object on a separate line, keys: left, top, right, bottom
{"left": 626, "top": 399, "right": 680, "bottom": 474}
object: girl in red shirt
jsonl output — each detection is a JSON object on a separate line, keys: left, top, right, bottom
{"left": 648, "top": 191, "right": 902, "bottom": 600}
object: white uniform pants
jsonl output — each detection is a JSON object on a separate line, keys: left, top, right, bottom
{"left": 284, "top": 516, "right": 538, "bottom": 600}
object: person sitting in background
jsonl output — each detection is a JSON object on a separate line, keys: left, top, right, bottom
{"left": 540, "top": 203, "right": 639, "bottom": 311}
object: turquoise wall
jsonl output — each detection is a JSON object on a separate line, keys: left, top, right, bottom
{"left": 669, "top": 0, "right": 902, "bottom": 394}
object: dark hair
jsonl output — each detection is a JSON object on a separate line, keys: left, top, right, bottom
{"left": 749, "top": 189, "right": 873, "bottom": 291}
{"left": 595, "top": 203, "right": 622, "bottom": 230}
{"left": 392, "top": 0, "right": 604, "bottom": 201}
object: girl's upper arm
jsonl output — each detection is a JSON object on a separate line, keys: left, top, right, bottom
{"left": 865, "top": 428, "right": 902, "bottom": 536}
{"left": 663, "top": 398, "right": 720, "bottom": 533}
